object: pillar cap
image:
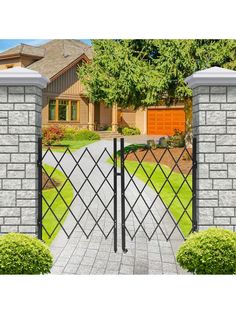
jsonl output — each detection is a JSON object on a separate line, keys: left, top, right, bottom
{"left": 185, "top": 66, "right": 236, "bottom": 89}
{"left": 0, "top": 67, "right": 49, "bottom": 88}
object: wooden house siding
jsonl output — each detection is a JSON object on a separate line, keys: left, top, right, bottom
{"left": 42, "top": 63, "right": 89, "bottom": 127}
{"left": 45, "top": 64, "right": 82, "bottom": 98}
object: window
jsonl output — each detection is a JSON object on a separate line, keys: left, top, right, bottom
{"left": 71, "top": 101, "right": 77, "bottom": 120}
{"left": 48, "top": 99, "right": 79, "bottom": 122}
{"left": 49, "top": 99, "right": 56, "bottom": 121}
{"left": 58, "top": 100, "right": 68, "bottom": 121}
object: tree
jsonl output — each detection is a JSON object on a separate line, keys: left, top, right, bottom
{"left": 79, "top": 39, "right": 236, "bottom": 106}
{"left": 78, "top": 40, "right": 236, "bottom": 142}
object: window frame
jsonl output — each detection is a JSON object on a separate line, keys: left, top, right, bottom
{"left": 48, "top": 98, "right": 80, "bottom": 122}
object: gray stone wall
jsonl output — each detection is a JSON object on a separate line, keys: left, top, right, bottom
{"left": 0, "top": 86, "right": 42, "bottom": 235}
{"left": 193, "top": 86, "right": 236, "bottom": 231}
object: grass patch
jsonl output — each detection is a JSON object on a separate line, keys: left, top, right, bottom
{"left": 43, "top": 139, "right": 97, "bottom": 153}
{"left": 108, "top": 157, "right": 192, "bottom": 236}
{"left": 42, "top": 164, "right": 74, "bottom": 245}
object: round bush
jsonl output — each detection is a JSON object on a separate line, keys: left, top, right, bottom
{"left": 0, "top": 233, "right": 53, "bottom": 274}
{"left": 42, "top": 125, "right": 65, "bottom": 145}
{"left": 176, "top": 228, "right": 236, "bottom": 274}
{"left": 74, "top": 129, "right": 100, "bottom": 141}
{"left": 121, "top": 127, "right": 141, "bottom": 136}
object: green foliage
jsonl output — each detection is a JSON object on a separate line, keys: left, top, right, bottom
{"left": 71, "top": 129, "right": 100, "bottom": 141}
{"left": 42, "top": 125, "right": 65, "bottom": 146}
{"left": 79, "top": 39, "right": 236, "bottom": 108}
{"left": 117, "top": 144, "right": 148, "bottom": 156}
{"left": 121, "top": 127, "right": 141, "bottom": 136}
{"left": 42, "top": 164, "right": 74, "bottom": 245}
{"left": 59, "top": 127, "right": 100, "bottom": 141}
{"left": 63, "top": 126, "right": 79, "bottom": 140}
{"left": 168, "top": 129, "right": 185, "bottom": 147}
{"left": 0, "top": 233, "right": 53, "bottom": 274}
{"left": 158, "top": 137, "right": 168, "bottom": 148}
{"left": 176, "top": 228, "right": 236, "bottom": 274}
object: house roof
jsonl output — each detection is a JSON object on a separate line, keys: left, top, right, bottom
{"left": 27, "top": 40, "right": 92, "bottom": 80}
{"left": 0, "top": 39, "right": 93, "bottom": 80}
{"left": 0, "top": 43, "right": 45, "bottom": 59}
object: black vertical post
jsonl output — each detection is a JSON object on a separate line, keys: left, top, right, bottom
{"left": 120, "top": 138, "right": 128, "bottom": 253}
{"left": 113, "top": 138, "right": 118, "bottom": 252}
{"left": 192, "top": 137, "right": 198, "bottom": 232}
{"left": 37, "top": 137, "right": 43, "bottom": 240}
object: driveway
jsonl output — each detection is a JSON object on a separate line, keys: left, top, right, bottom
{"left": 43, "top": 139, "right": 186, "bottom": 275}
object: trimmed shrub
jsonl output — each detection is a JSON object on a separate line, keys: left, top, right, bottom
{"left": 168, "top": 129, "right": 185, "bottom": 147}
{"left": 0, "top": 233, "right": 53, "bottom": 274}
{"left": 158, "top": 137, "right": 169, "bottom": 148}
{"left": 121, "top": 127, "right": 141, "bottom": 136}
{"left": 117, "top": 144, "right": 148, "bottom": 156}
{"left": 176, "top": 228, "right": 236, "bottom": 274}
{"left": 73, "top": 129, "right": 100, "bottom": 141}
{"left": 42, "top": 125, "right": 65, "bottom": 145}
{"left": 44, "top": 126, "right": 100, "bottom": 142}
{"left": 63, "top": 126, "right": 79, "bottom": 140}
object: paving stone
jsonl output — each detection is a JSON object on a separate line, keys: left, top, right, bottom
{"left": 96, "top": 251, "right": 110, "bottom": 260}
{"left": 54, "top": 257, "right": 69, "bottom": 267}
{"left": 73, "top": 248, "right": 87, "bottom": 256}
{"left": 106, "top": 261, "right": 120, "bottom": 271}
{"left": 90, "top": 267, "right": 106, "bottom": 275}
{"left": 134, "top": 265, "right": 148, "bottom": 275}
{"left": 162, "top": 263, "right": 178, "bottom": 274}
{"left": 50, "top": 266, "right": 64, "bottom": 275}
{"left": 148, "top": 252, "right": 162, "bottom": 262}
{"left": 105, "top": 270, "right": 119, "bottom": 275}
{"left": 64, "top": 263, "right": 78, "bottom": 274}
{"left": 108, "top": 253, "right": 122, "bottom": 262}
{"left": 161, "top": 254, "right": 176, "bottom": 264}
{"left": 148, "top": 261, "right": 162, "bottom": 270}
{"left": 119, "top": 264, "right": 134, "bottom": 275}
{"left": 77, "top": 241, "right": 89, "bottom": 249}
{"left": 85, "top": 249, "right": 98, "bottom": 258}
{"left": 93, "top": 259, "right": 108, "bottom": 268}
{"left": 121, "top": 255, "right": 135, "bottom": 266}
{"left": 135, "top": 250, "right": 148, "bottom": 259}
{"left": 69, "top": 255, "right": 83, "bottom": 264}
{"left": 159, "top": 247, "right": 173, "bottom": 255}
{"left": 148, "top": 269, "right": 163, "bottom": 274}
{"left": 76, "top": 265, "right": 92, "bottom": 275}
{"left": 80, "top": 256, "right": 96, "bottom": 266}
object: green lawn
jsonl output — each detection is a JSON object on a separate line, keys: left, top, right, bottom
{"left": 43, "top": 139, "right": 98, "bottom": 153}
{"left": 114, "top": 158, "right": 192, "bottom": 237}
{"left": 42, "top": 164, "right": 74, "bottom": 245}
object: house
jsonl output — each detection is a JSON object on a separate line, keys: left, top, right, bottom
{"left": 0, "top": 39, "right": 186, "bottom": 135}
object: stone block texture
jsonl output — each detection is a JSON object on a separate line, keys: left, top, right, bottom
{"left": 193, "top": 86, "right": 236, "bottom": 231}
{"left": 0, "top": 86, "right": 42, "bottom": 235}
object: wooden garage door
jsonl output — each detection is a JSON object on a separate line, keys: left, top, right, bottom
{"left": 147, "top": 108, "right": 185, "bottom": 135}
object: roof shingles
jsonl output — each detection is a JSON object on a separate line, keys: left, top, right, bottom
{"left": 27, "top": 39, "right": 92, "bottom": 79}
{"left": 0, "top": 39, "right": 92, "bottom": 80}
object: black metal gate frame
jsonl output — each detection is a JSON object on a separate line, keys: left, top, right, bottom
{"left": 37, "top": 137, "right": 197, "bottom": 253}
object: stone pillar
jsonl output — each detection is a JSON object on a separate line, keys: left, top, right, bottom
{"left": 112, "top": 103, "right": 118, "bottom": 132}
{"left": 186, "top": 66, "right": 236, "bottom": 231}
{"left": 88, "top": 101, "right": 95, "bottom": 131}
{"left": 0, "top": 67, "right": 49, "bottom": 236}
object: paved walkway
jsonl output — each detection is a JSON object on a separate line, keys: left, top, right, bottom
{"left": 43, "top": 139, "right": 186, "bottom": 275}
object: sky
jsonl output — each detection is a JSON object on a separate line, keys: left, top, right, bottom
{"left": 0, "top": 39, "right": 92, "bottom": 52}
